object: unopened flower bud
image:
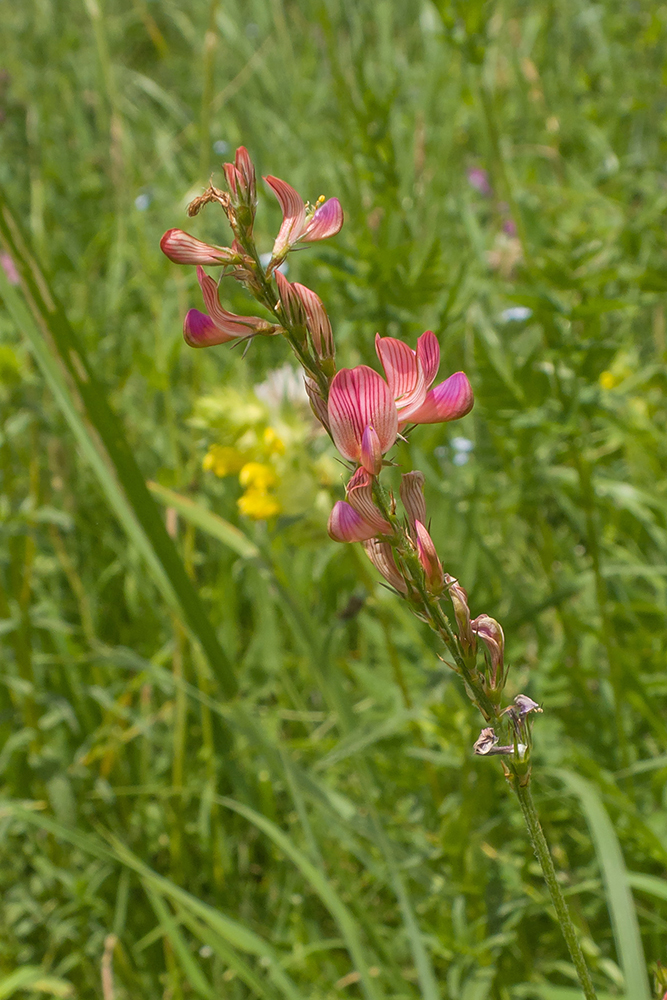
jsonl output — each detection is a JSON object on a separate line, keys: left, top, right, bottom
{"left": 361, "top": 426, "right": 383, "bottom": 476}
{"left": 444, "top": 574, "right": 474, "bottom": 651}
{"left": 471, "top": 614, "right": 505, "bottom": 688}
{"left": 304, "top": 378, "right": 330, "bottom": 431}
{"left": 399, "top": 471, "right": 426, "bottom": 536}
{"left": 415, "top": 521, "right": 444, "bottom": 595}
{"left": 362, "top": 538, "right": 408, "bottom": 594}
{"left": 160, "top": 229, "right": 241, "bottom": 266}
{"left": 346, "top": 468, "right": 391, "bottom": 533}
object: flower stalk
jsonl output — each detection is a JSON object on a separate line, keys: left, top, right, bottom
{"left": 161, "top": 145, "right": 601, "bottom": 996}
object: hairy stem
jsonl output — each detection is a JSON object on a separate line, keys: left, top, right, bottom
{"left": 512, "top": 778, "right": 598, "bottom": 1000}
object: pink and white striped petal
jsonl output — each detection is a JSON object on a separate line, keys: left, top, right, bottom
{"left": 160, "top": 229, "right": 237, "bottom": 265}
{"left": 400, "top": 372, "right": 474, "bottom": 427}
{"left": 292, "top": 282, "right": 334, "bottom": 357}
{"left": 362, "top": 538, "right": 408, "bottom": 593}
{"left": 327, "top": 366, "right": 398, "bottom": 464}
{"left": 416, "top": 331, "right": 440, "bottom": 388}
{"left": 375, "top": 335, "right": 426, "bottom": 413}
{"left": 265, "top": 176, "right": 307, "bottom": 259}
{"left": 275, "top": 270, "right": 307, "bottom": 328}
{"left": 300, "top": 198, "right": 344, "bottom": 242}
{"left": 346, "top": 468, "right": 391, "bottom": 533}
{"left": 328, "top": 501, "right": 379, "bottom": 543}
{"left": 197, "top": 266, "right": 272, "bottom": 335}
{"left": 399, "top": 471, "right": 426, "bottom": 534}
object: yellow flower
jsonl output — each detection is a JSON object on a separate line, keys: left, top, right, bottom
{"left": 203, "top": 445, "right": 245, "bottom": 477}
{"left": 263, "top": 426, "right": 286, "bottom": 454}
{"left": 237, "top": 489, "right": 281, "bottom": 519}
{"left": 599, "top": 371, "right": 617, "bottom": 390}
{"left": 239, "top": 462, "right": 277, "bottom": 490}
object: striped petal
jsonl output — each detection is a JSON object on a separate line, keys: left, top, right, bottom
{"left": 275, "top": 270, "right": 307, "bottom": 328}
{"left": 399, "top": 471, "right": 426, "bottom": 535}
{"left": 304, "top": 378, "right": 330, "bottom": 431}
{"left": 328, "top": 366, "right": 398, "bottom": 463}
{"left": 346, "top": 468, "right": 391, "bottom": 533}
{"left": 362, "top": 538, "right": 408, "bottom": 593}
{"left": 360, "top": 426, "right": 383, "bottom": 476}
{"left": 197, "top": 267, "right": 273, "bottom": 335}
{"left": 415, "top": 521, "right": 444, "bottom": 595}
{"left": 160, "top": 229, "right": 237, "bottom": 265}
{"left": 301, "top": 198, "right": 344, "bottom": 242}
{"left": 328, "top": 501, "right": 379, "bottom": 543}
{"left": 292, "top": 282, "right": 334, "bottom": 358}
{"left": 417, "top": 331, "right": 440, "bottom": 388}
{"left": 375, "top": 335, "right": 426, "bottom": 413}
{"left": 265, "top": 176, "right": 306, "bottom": 258}
{"left": 400, "top": 372, "right": 474, "bottom": 427}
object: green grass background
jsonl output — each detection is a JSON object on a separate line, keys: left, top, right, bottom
{"left": 1, "top": 0, "right": 667, "bottom": 997}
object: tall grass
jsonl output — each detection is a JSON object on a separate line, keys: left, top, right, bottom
{"left": 1, "top": 1, "right": 667, "bottom": 997}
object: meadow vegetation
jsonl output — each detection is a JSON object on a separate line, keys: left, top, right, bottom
{"left": 1, "top": 1, "right": 667, "bottom": 997}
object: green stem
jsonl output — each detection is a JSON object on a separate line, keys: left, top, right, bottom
{"left": 513, "top": 779, "right": 598, "bottom": 1000}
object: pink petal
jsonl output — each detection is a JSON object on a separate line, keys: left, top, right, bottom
{"left": 292, "top": 282, "right": 333, "bottom": 358}
{"left": 346, "top": 468, "right": 391, "bottom": 533}
{"left": 328, "top": 501, "right": 379, "bottom": 543}
{"left": 301, "top": 198, "right": 344, "bottom": 242}
{"left": 362, "top": 538, "right": 408, "bottom": 593}
{"left": 223, "top": 162, "right": 240, "bottom": 197}
{"left": 183, "top": 309, "right": 237, "bottom": 347}
{"left": 375, "top": 335, "right": 426, "bottom": 414}
{"left": 275, "top": 270, "right": 307, "bottom": 328}
{"left": 327, "top": 366, "right": 398, "bottom": 463}
{"left": 265, "top": 176, "right": 306, "bottom": 258}
{"left": 160, "top": 229, "right": 236, "bottom": 265}
{"left": 197, "top": 266, "right": 272, "bottom": 334}
{"left": 360, "top": 426, "right": 383, "bottom": 476}
{"left": 235, "top": 146, "right": 256, "bottom": 201}
{"left": 399, "top": 471, "right": 426, "bottom": 534}
{"left": 416, "top": 331, "right": 440, "bottom": 388}
{"left": 401, "top": 372, "right": 474, "bottom": 426}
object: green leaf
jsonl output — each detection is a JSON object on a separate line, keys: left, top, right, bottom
{"left": 0, "top": 194, "right": 236, "bottom": 698}
{"left": 553, "top": 771, "right": 650, "bottom": 1000}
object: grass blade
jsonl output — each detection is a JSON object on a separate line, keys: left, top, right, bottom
{"left": 0, "top": 195, "right": 236, "bottom": 697}
{"left": 553, "top": 770, "right": 650, "bottom": 1000}
{"left": 144, "top": 888, "right": 216, "bottom": 999}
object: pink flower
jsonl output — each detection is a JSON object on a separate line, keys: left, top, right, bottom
{"left": 468, "top": 167, "right": 491, "bottom": 196}
{"left": 184, "top": 266, "right": 278, "bottom": 347}
{"left": 160, "top": 229, "right": 242, "bottom": 266}
{"left": 327, "top": 366, "right": 398, "bottom": 475}
{"left": 328, "top": 469, "right": 391, "bottom": 543}
{"left": 264, "top": 176, "right": 343, "bottom": 263}
{"left": 375, "top": 331, "right": 473, "bottom": 427}
{"left": 471, "top": 614, "right": 505, "bottom": 685}
{"left": 0, "top": 252, "right": 19, "bottom": 286}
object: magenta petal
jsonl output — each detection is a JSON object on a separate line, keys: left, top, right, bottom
{"left": 184, "top": 309, "right": 236, "bottom": 347}
{"left": 328, "top": 366, "right": 398, "bottom": 463}
{"left": 416, "top": 331, "right": 440, "bottom": 388}
{"left": 401, "top": 372, "right": 474, "bottom": 426}
{"left": 196, "top": 266, "right": 271, "bottom": 336}
{"left": 347, "top": 468, "right": 391, "bottom": 533}
{"left": 301, "top": 198, "right": 344, "bottom": 242}
{"left": 265, "top": 175, "right": 306, "bottom": 257}
{"left": 160, "top": 229, "right": 234, "bottom": 265}
{"left": 415, "top": 521, "right": 444, "bottom": 594}
{"left": 328, "top": 501, "right": 379, "bottom": 543}
{"left": 361, "top": 426, "right": 383, "bottom": 476}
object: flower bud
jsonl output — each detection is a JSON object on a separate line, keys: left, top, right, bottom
{"left": 471, "top": 614, "right": 505, "bottom": 688}
{"left": 160, "top": 229, "right": 241, "bottom": 266}
{"left": 346, "top": 468, "right": 391, "bottom": 533}
{"left": 444, "top": 574, "right": 474, "bottom": 651}
{"left": 362, "top": 538, "right": 408, "bottom": 594}
{"left": 415, "top": 521, "right": 444, "bottom": 595}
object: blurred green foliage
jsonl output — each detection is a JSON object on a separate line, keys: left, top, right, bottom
{"left": 1, "top": 0, "right": 667, "bottom": 997}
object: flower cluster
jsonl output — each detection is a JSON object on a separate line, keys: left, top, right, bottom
{"left": 161, "top": 146, "right": 541, "bottom": 775}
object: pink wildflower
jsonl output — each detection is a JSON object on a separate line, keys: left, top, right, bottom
{"left": 160, "top": 229, "right": 242, "bottom": 266}
{"left": 375, "top": 331, "right": 473, "bottom": 427}
{"left": 327, "top": 366, "right": 398, "bottom": 475}
{"left": 184, "top": 266, "right": 278, "bottom": 347}
{"left": 362, "top": 538, "right": 408, "bottom": 594}
{"left": 264, "top": 176, "right": 343, "bottom": 263}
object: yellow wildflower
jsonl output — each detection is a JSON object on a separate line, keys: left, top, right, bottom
{"left": 599, "top": 371, "right": 617, "bottom": 390}
{"left": 239, "top": 462, "right": 277, "bottom": 490}
{"left": 238, "top": 489, "right": 281, "bottom": 519}
{"left": 203, "top": 445, "right": 245, "bottom": 477}
{"left": 263, "top": 426, "right": 286, "bottom": 454}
